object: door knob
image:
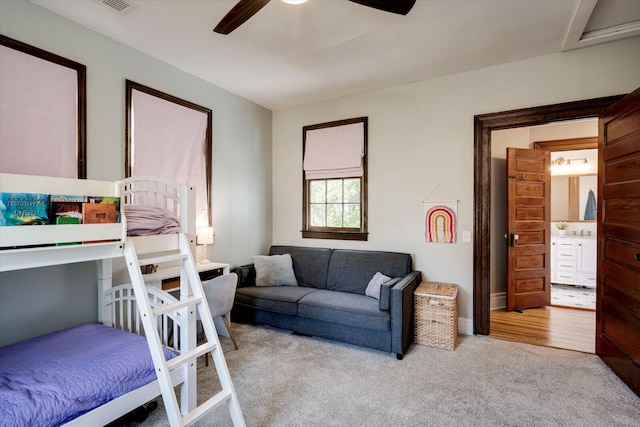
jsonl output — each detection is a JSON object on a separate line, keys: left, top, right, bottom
{"left": 510, "top": 233, "right": 519, "bottom": 247}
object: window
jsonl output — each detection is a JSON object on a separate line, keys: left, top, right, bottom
{"left": 0, "top": 35, "right": 86, "bottom": 178}
{"left": 302, "top": 117, "right": 367, "bottom": 241}
{"left": 125, "top": 80, "right": 212, "bottom": 227}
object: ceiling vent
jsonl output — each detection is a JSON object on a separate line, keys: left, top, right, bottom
{"left": 97, "top": 0, "right": 137, "bottom": 15}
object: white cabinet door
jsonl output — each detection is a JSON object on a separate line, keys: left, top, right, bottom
{"left": 554, "top": 238, "right": 577, "bottom": 285}
{"left": 577, "top": 239, "right": 597, "bottom": 287}
{"left": 551, "top": 237, "right": 557, "bottom": 281}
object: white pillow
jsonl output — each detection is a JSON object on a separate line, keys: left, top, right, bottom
{"left": 365, "top": 272, "right": 392, "bottom": 299}
{"left": 253, "top": 254, "right": 298, "bottom": 287}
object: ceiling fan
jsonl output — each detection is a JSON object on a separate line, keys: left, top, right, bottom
{"left": 214, "top": 0, "right": 416, "bottom": 35}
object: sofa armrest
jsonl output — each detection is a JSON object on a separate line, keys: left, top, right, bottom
{"left": 233, "top": 264, "right": 256, "bottom": 288}
{"left": 379, "top": 277, "right": 401, "bottom": 312}
{"left": 390, "top": 271, "right": 422, "bottom": 357}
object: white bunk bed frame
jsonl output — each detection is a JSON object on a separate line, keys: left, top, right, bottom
{"left": 0, "top": 173, "right": 244, "bottom": 427}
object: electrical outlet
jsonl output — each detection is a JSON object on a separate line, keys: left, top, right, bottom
{"left": 462, "top": 230, "right": 471, "bottom": 243}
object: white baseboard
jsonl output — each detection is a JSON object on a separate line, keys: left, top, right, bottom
{"left": 458, "top": 317, "right": 474, "bottom": 336}
{"left": 491, "top": 292, "right": 506, "bottom": 310}
{"left": 453, "top": 294, "right": 505, "bottom": 337}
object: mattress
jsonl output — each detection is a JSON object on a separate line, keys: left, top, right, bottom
{"left": 0, "top": 323, "right": 177, "bottom": 426}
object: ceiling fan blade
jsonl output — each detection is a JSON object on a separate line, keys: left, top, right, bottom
{"left": 348, "top": 0, "right": 416, "bottom": 15}
{"left": 214, "top": 0, "right": 272, "bottom": 34}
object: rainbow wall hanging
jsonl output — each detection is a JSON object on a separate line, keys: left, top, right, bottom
{"left": 425, "top": 205, "right": 457, "bottom": 243}
{"left": 423, "top": 185, "right": 458, "bottom": 244}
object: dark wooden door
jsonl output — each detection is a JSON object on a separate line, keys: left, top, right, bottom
{"left": 506, "top": 148, "right": 551, "bottom": 311}
{"left": 597, "top": 87, "right": 640, "bottom": 397}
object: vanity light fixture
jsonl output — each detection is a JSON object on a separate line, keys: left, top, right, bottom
{"left": 282, "top": 0, "right": 308, "bottom": 4}
{"left": 552, "top": 157, "right": 588, "bottom": 166}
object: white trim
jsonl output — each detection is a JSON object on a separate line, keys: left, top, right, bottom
{"left": 490, "top": 292, "right": 506, "bottom": 310}
{"left": 457, "top": 317, "right": 474, "bottom": 336}
{"left": 563, "top": 0, "right": 640, "bottom": 51}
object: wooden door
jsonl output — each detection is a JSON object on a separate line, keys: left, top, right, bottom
{"left": 506, "top": 148, "right": 551, "bottom": 311}
{"left": 597, "top": 87, "right": 640, "bottom": 397}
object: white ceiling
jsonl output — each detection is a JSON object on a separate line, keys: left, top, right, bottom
{"left": 31, "top": 0, "right": 640, "bottom": 111}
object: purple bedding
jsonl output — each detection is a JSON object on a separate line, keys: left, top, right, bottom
{"left": 0, "top": 323, "right": 177, "bottom": 426}
{"left": 124, "top": 205, "right": 181, "bottom": 236}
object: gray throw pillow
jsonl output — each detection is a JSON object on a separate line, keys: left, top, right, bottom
{"left": 365, "top": 272, "right": 392, "bottom": 299}
{"left": 253, "top": 254, "right": 298, "bottom": 287}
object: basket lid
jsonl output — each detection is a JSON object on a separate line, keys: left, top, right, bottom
{"left": 415, "top": 282, "right": 458, "bottom": 299}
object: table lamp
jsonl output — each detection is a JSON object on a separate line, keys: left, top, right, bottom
{"left": 196, "top": 226, "right": 214, "bottom": 264}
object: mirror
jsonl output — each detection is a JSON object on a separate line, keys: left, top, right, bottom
{"left": 551, "top": 174, "right": 597, "bottom": 221}
{"left": 534, "top": 137, "right": 598, "bottom": 223}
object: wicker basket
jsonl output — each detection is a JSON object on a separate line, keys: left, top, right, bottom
{"left": 414, "top": 282, "right": 458, "bottom": 350}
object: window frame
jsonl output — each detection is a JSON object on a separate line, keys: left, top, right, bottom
{"left": 125, "top": 80, "right": 212, "bottom": 224}
{"left": 302, "top": 117, "right": 368, "bottom": 241}
{"left": 0, "top": 35, "right": 87, "bottom": 178}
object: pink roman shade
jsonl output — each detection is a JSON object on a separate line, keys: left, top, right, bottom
{"left": 0, "top": 45, "right": 78, "bottom": 178}
{"left": 304, "top": 122, "right": 364, "bottom": 180}
{"left": 131, "top": 89, "right": 209, "bottom": 226}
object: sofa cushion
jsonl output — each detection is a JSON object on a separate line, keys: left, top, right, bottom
{"left": 365, "top": 272, "right": 392, "bottom": 299}
{"left": 297, "top": 290, "right": 390, "bottom": 331}
{"left": 236, "top": 286, "right": 318, "bottom": 315}
{"left": 326, "top": 249, "right": 412, "bottom": 294}
{"left": 253, "top": 254, "right": 298, "bottom": 287}
{"left": 270, "top": 246, "right": 331, "bottom": 289}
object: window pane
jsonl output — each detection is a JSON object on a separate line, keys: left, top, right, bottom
{"left": 310, "top": 180, "right": 326, "bottom": 203}
{"left": 343, "top": 178, "right": 361, "bottom": 203}
{"left": 327, "top": 203, "right": 343, "bottom": 227}
{"left": 326, "top": 180, "right": 343, "bottom": 203}
{"left": 310, "top": 203, "right": 326, "bottom": 227}
{"left": 343, "top": 204, "right": 361, "bottom": 228}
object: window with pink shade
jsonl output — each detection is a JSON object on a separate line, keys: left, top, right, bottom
{"left": 0, "top": 35, "right": 86, "bottom": 178}
{"left": 302, "top": 117, "right": 368, "bottom": 241}
{"left": 125, "top": 80, "right": 212, "bottom": 228}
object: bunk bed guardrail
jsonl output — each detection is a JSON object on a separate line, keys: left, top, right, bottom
{"left": 0, "top": 173, "right": 244, "bottom": 426}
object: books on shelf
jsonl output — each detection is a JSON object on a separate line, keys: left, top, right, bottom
{"left": 1, "top": 192, "right": 120, "bottom": 227}
{"left": 1, "top": 193, "right": 50, "bottom": 226}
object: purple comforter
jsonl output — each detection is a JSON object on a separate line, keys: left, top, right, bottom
{"left": 0, "top": 323, "right": 176, "bottom": 426}
{"left": 124, "top": 205, "right": 181, "bottom": 236}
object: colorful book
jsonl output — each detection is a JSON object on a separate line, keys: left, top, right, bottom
{"left": 83, "top": 203, "right": 117, "bottom": 224}
{"left": 51, "top": 201, "right": 84, "bottom": 223}
{"left": 50, "top": 195, "right": 86, "bottom": 224}
{"left": 0, "top": 193, "right": 50, "bottom": 226}
{"left": 87, "top": 196, "right": 121, "bottom": 223}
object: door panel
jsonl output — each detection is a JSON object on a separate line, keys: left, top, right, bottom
{"left": 597, "top": 87, "right": 640, "bottom": 398}
{"left": 507, "top": 148, "right": 551, "bottom": 310}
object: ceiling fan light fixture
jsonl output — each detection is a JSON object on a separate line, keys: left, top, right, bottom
{"left": 282, "top": 0, "right": 308, "bottom": 4}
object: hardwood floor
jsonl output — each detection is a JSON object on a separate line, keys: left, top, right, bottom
{"left": 490, "top": 306, "right": 596, "bottom": 354}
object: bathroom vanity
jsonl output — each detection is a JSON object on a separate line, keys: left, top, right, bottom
{"left": 551, "top": 236, "right": 597, "bottom": 287}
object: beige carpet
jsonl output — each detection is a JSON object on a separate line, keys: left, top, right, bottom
{"left": 131, "top": 323, "right": 639, "bottom": 427}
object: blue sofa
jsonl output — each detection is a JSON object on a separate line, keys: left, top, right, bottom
{"left": 232, "top": 245, "right": 422, "bottom": 359}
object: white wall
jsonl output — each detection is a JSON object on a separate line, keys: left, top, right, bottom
{"left": 0, "top": 0, "right": 272, "bottom": 345}
{"left": 272, "top": 36, "right": 640, "bottom": 330}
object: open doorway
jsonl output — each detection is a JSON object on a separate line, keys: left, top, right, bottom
{"left": 488, "top": 119, "right": 598, "bottom": 353}
{"left": 472, "top": 94, "right": 624, "bottom": 337}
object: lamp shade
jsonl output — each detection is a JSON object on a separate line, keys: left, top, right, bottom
{"left": 196, "top": 226, "right": 214, "bottom": 245}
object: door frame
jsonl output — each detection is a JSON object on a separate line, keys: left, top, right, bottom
{"left": 473, "top": 95, "right": 625, "bottom": 335}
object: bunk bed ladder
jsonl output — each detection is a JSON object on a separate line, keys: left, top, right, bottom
{"left": 123, "top": 233, "right": 245, "bottom": 427}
